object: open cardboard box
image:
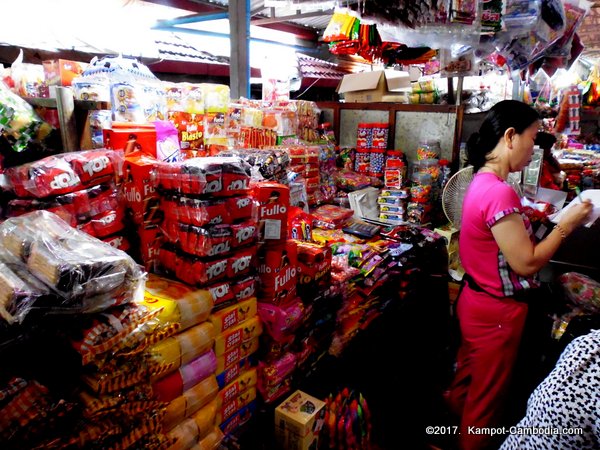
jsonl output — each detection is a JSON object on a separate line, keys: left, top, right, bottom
{"left": 337, "top": 70, "right": 411, "bottom": 103}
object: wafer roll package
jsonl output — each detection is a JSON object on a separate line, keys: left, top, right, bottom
{"left": 0, "top": 211, "right": 145, "bottom": 309}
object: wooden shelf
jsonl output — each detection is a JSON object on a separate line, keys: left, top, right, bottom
{"left": 25, "top": 97, "right": 110, "bottom": 111}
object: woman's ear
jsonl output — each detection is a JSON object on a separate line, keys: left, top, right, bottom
{"left": 504, "top": 127, "right": 516, "bottom": 149}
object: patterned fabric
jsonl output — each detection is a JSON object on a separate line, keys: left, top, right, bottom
{"left": 460, "top": 172, "right": 540, "bottom": 298}
{"left": 500, "top": 330, "right": 600, "bottom": 450}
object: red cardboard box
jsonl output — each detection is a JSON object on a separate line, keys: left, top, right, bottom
{"left": 122, "top": 152, "right": 160, "bottom": 226}
{"left": 254, "top": 182, "right": 290, "bottom": 243}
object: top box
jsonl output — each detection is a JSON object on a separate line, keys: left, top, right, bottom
{"left": 43, "top": 59, "right": 88, "bottom": 87}
{"left": 337, "top": 70, "right": 411, "bottom": 103}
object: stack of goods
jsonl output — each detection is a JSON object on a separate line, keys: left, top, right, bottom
{"left": 354, "top": 122, "right": 389, "bottom": 179}
{"left": 164, "top": 82, "right": 205, "bottom": 157}
{"left": 292, "top": 238, "right": 337, "bottom": 379}
{"left": 120, "top": 151, "right": 162, "bottom": 270}
{"left": 231, "top": 99, "right": 298, "bottom": 148}
{"left": 407, "top": 145, "right": 442, "bottom": 224}
{"left": 378, "top": 188, "right": 409, "bottom": 224}
{"left": 287, "top": 145, "right": 322, "bottom": 207}
{"left": 140, "top": 274, "right": 224, "bottom": 449}
{"left": 3, "top": 149, "right": 127, "bottom": 250}
{"left": 409, "top": 80, "right": 439, "bottom": 104}
{"left": 553, "top": 272, "right": 600, "bottom": 340}
{"left": 319, "top": 144, "right": 338, "bottom": 204}
{"left": 209, "top": 296, "right": 260, "bottom": 436}
{"left": 155, "top": 157, "right": 258, "bottom": 303}
{"left": 0, "top": 212, "right": 179, "bottom": 448}
{"left": 253, "top": 182, "right": 301, "bottom": 405}
{"left": 71, "top": 55, "right": 164, "bottom": 124}
{"left": 296, "top": 100, "right": 321, "bottom": 143}
{"left": 217, "top": 148, "right": 291, "bottom": 185}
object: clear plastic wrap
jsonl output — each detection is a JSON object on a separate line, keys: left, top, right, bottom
{"left": 155, "top": 156, "right": 251, "bottom": 197}
{"left": 0, "top": 211, "right": 144, "bottom": 313}
{"left": 4, "top": 148, "right": 123, "bottom": 199}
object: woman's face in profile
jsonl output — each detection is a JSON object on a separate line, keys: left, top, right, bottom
{"left": 512, "top": 121, "right": 540, "bottom": 171}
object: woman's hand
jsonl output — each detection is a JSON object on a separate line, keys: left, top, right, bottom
{"left": 559, "top": 199, "right": 593, "bottom": 234}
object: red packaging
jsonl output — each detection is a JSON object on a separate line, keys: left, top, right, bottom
{"left": 226, "top": 196, "right": 255, "bottom": 222}
{"left": 258, "top": 242, "right": 298, "bottom": 297}
{"left": 254, "top": 182, "right": 290, "bottom": 243}
{"left": 32, "top": 157, "right": 81, "bottom": 197}
{"left": 103, "top": 122, "right": 156, "bottom": 157}
{"left": 139, "top": 226, "right": 163, "bottom": 271}
{"left": 69, "top": 150, "right": 116, "bottom": 186}
{"left": 90, "top": 208, "right": 125, "bottom": 238}
{"left": 189, "top": 256, "right": 229, "bottom": 286}
{"left": 181, "top": 158, "right": 223, "bottom": 196}
{"left": 217, "top": 158, "right": 251, "bottom": 197}
{"left": 232, "top": 276, "right": 257, "bottom": 302}
{"left": 231, "top": 220, "right": 258, "bottom": 248}
{"left": 84, "top": 183, "right": 119, "bottom": 219}
{"left": 158, "top": 243, "right": 177, "bottom": 274}
{"left": 178, "top": 224, "right": 232, "bottom": 258}
{"left": 178, "top": 197, "right": 230, "bottom": 226}
{"left": 208, "top": 280, "right": 235, "bottom": 308}
{"left": 102, "top": 234, "right": 131, "bottom": 252}
{"left": 228, "top": 248, "right": 256, "bottom": 279}
{"left": 168, "top": 111, "right": 204, "bottom": 153}
{"left": 122, "top": 152, "right": 160, "bottom": 226}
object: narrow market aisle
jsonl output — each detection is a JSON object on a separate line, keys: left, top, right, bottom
{"left": 237, "top": 273, "right": 454, "bottom": 450}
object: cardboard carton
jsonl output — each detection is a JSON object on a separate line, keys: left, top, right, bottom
{"left": 42, "top": 59, "right": 87, "bottom": 87}
{"left": 337, "top": 70, "right": 411, "bottom": 103}
{"left": 275, "top": 390, "right": 325, "bottom": 450}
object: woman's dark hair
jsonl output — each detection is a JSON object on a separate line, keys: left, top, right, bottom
{"left": 466, "top": 100, "right": 539, "bottom": 172}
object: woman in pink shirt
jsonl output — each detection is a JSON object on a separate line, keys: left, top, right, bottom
{"left": 444, "top": 100, "right": 592, "bottom": 450}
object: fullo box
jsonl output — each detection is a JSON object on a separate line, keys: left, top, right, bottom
{"left": 274, "top": 390, "right": 325, "bottom": 450}
{"left": 337, "top": 70, "right": 411, "bottom": 103}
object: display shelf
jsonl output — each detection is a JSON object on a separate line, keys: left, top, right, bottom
{"left": 23, "top": 87, "right": 110, "bottom": 152}
{"left": 25, "top": 97, "right": 110, "bottom": 111}
{"left": 316, "top": 101, "right": 464, "bottom": 170}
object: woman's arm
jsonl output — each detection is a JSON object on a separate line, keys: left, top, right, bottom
{"left": 491, "top": 201, "right": 592, "bottom": 277}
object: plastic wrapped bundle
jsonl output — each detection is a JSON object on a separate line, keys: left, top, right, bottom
{"left": 0, "top": 211, "right": 144, "bottom": 310}
{"left": 4, "top": 149, "right": 123, "bottom": 199}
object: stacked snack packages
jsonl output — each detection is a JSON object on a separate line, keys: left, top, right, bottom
{"left": 253, "top": 182, "right": 299, "bottom": 404}
{"left": 3, "top": 149, "right": 129, "bottom": 251}
{"left": 286, "top": 145, "right": 322, "bottom": 207}
{"left": 150, "top": 156, "right": 262, "bottom": 439}
{"left": 0, "top": 212, "right": 183, "bottom": 448}
{"left": 379, "top": 150, "right": 409, "bottom": 224}
{"left": 140, "top": 274, "right": 225, "bottom": 449}
{"left": 71, "top": 55, "right": 164, "bottom": 123}
{"left": 354, "top": 123, "right": 389, "bottom": 178}
{"left": 296, "top": 100, "right": 321, "bottom": 143}
{"left": 407, "top": 142, "right": 442, "bottom": 225}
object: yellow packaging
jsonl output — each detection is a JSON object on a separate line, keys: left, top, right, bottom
{"left": 274, "top": 390, "right": 326, "bottom": 450}
{"left": 209, "top": 297, "right": 257, "bottom": 334}
{"left": 216, "top": 337, "right": 260, "bottom": 374}
{"left": 213, "top": 316, "right": 262, "bottom": 356}
{"left": 143, "top": 274, "right": 214, "bottom": 332}
{"left": 217, "top": 368, "right": 257, "bottom": 409}
{"left": 215, "top": 386, "right": 257, "bottom": 425}
{"left": 150, "top": 321, "right": 215, "bottom": 370}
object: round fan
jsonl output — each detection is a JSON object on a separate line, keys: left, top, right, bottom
{"left": 442, "top": 166, "right": 474, "bottom": 230}
{"left": 442, "top": 166, "right": 524, "bottom": 229}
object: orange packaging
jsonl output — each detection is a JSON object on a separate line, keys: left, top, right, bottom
{"left": 42, "top": 59, "right": 87, "bottom": 87}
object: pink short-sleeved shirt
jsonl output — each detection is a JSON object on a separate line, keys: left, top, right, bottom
{"left": 460, "top": 172, "right": 539, "bottom": 298}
